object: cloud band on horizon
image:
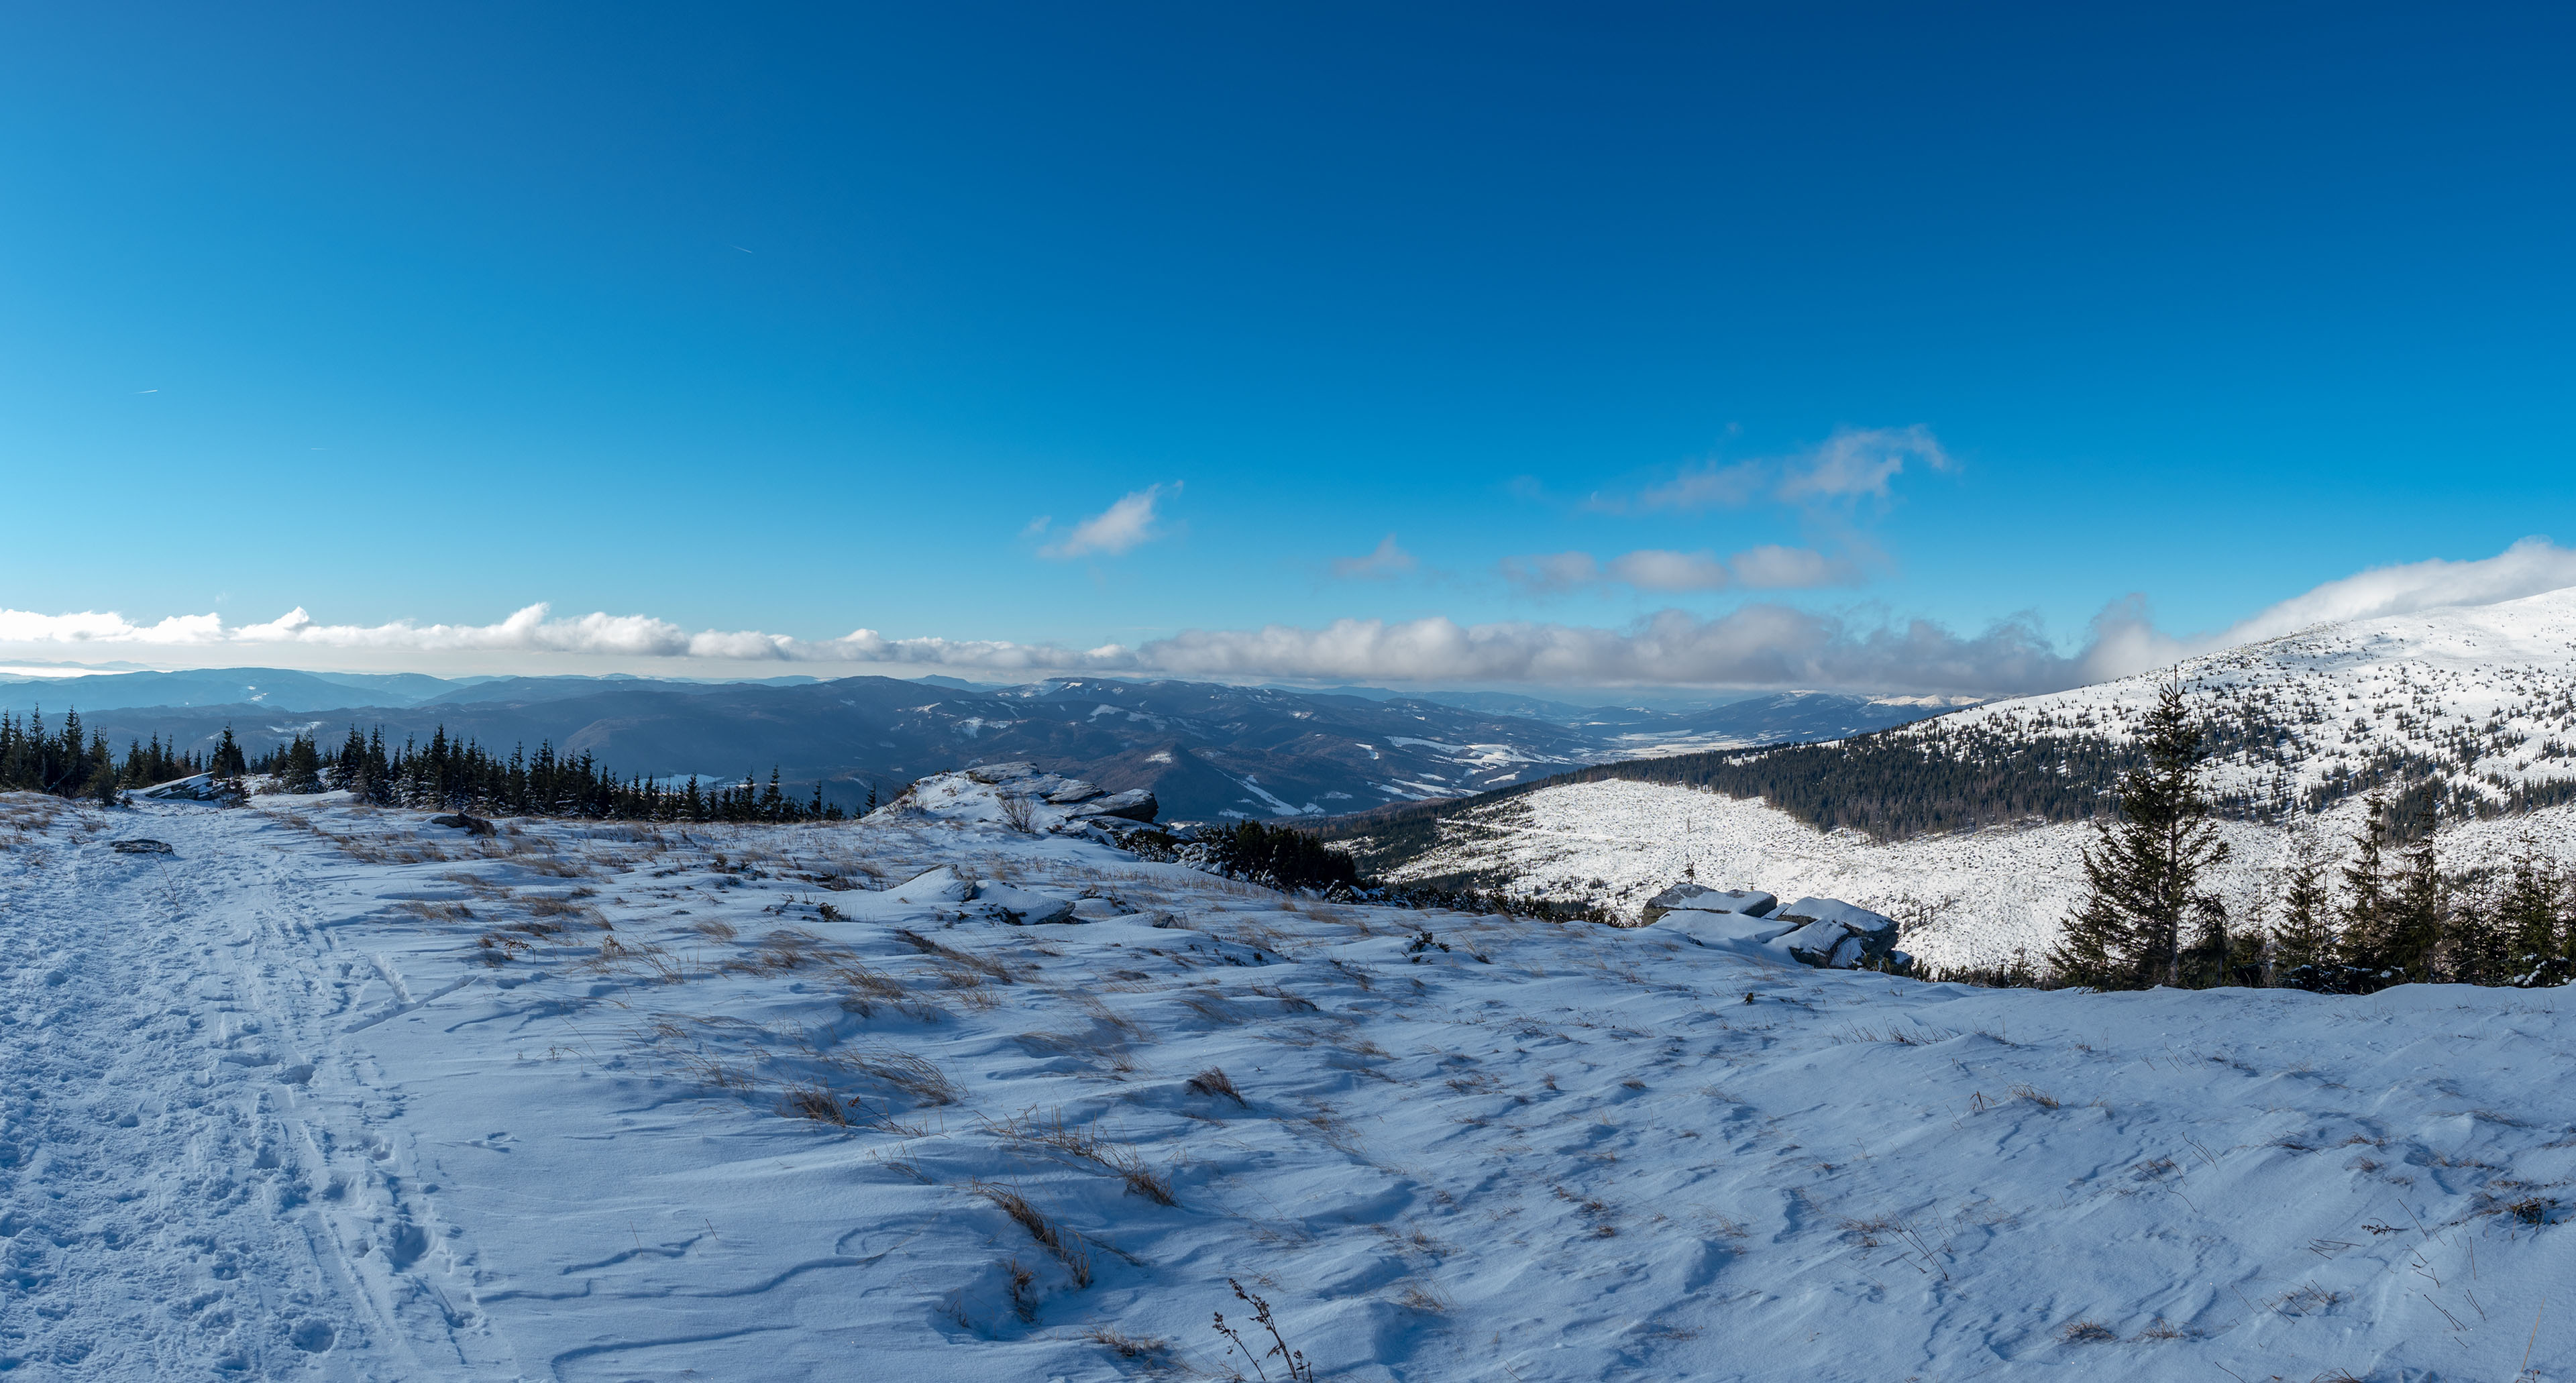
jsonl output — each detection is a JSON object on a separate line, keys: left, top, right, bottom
{"left": 8, "top": 539, "right": 2574, "bottom": 698}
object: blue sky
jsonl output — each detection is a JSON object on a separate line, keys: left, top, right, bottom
{"left": 3, "top": 3, "right": 2572, "bottom": 693}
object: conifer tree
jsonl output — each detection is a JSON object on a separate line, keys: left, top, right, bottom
{"left": 2339, "top": 792, "right": 2390, "bottom": 971}
{"left": 2180, "top": 897, "right": 2233, "bottom": 989}
{"left": 2384, "top": 801, "right": 2445, "bottom": 981}
{"left": 2223, "top": 916, "right": 2271, "bottom": 988}
{"left": 2498, "top": 844, "right": 2567, "bottom": 985}
{"left": 211, "top": 726, "right": 247, "bottom": 785}
{"left": 2271, "top": 850, "right": 2337, "bottom": 973}
{"left": 2438, "top": 882, "right": 2512, "bottom": 985}
{"left": 2047, "top": 677, "right": 2232, "bottom": 989}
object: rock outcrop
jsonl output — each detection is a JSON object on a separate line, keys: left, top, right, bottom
{"left": 1067, "top": 789, "right": 1158, "bottom": 823}
{"left": 1771, "top": 897, "right": 1900, "bottom": 969}
{"left": 1639, "top": 883, "right": 1777, "bottom": 926}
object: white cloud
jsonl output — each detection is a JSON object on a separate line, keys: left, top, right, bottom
{"left": 0, "top": 600, "right": 2130, "bottom": 694}
{"left": 1500, "top": 545, "right": 1855, "bottom": 595}
{"left": 1036, "top": 484, "right": 1173, "bottom": 559}
{"left": 1330, "top": 534, "right": 1418, "bottom": 580}
{"left": 13, "top": 539, "right": 2574, "bottom": 696}
{"left": 1591, "top": 425, "right": 1954, "bottom": 514}
{"left": 1132, "top": 608, "right": 2074, "bottom": 695}
{"left": 1497, "top": 551, "right": 1603, "bottom": 596}
{"left": 1604, "top": 549, "right": 1730, "bottom": 592}
{"left": 1773, "top": 425, "right": 1953, "bottom": 504}
{"left": 2214, "top": 537, "right": 2576, "bottom": 645}
{"left": 2077, "top": 536, "right": 2576, "bottom": 682}
{"left": 0, "top": 609, "right": 227, "bottom": 645}
{"left": 1729, "top": 544, "right": 1864, "bottom": 590}
{"left": 1616, "top": 461, "right": 1766, "bottom": 514}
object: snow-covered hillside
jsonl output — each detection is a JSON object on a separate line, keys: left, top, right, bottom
{"left": 1369, "top": 779, "right": 2576, "bottom": 971}
{"left": 1354, "top": 588, "right": 2576, "bottom": 968}
{"left": 6, "top": 783, "right": 2575, "bottom": 1380}
{"left": 1953, "top": 585, "right": 2576, "bottom": 814}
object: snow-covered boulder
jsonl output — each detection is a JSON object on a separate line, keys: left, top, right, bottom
{"left": 1771, "top": 897, "right": 1899, "bottom": 969}
{"left": 969, "top": 881, "right": 1076, "bottom": 925}
{"left": 964, "top": 762, "right": 1040, "bottom": 784}
{"left": 1067, "top": 788, "right": 1158, "bottom": 823}
{"left": 1649, "top": 911, "right": 1801, "bottom": 949}
{"left": 886, "top": 865, "right": 971, "bottom": 905}
{"left": 1638, "top": 883, "right": 1776, "bottom": 925}
{"left": 1044, "top": 779, "right": 1102, "bottom": 804}
{"left": 138, "top": 773, "right": 234, "bottom": 803}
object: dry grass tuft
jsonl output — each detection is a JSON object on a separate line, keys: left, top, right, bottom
{"left": 1187, "top": 1067, "right": 1246, "bottom": 1107}
{"left": 833, "top": 960, "right": 914, "bottom": 1017}
{"left": 780, "top": 1083, "right": 849, "bottom": 1125}
{"left": 2057, "top": 1319, "right": 2116, "bottom": 1344}
{"left": 1248, "top": 983, "right": 1320, "bottom": 1014}
{"left": 971, "top": 1182, "right": 1093, "bottom": 1287}
{"left": 838, "top": 1045, "right": 960, "bottom": 1105}
{"left": 984, "top": 1107, "right": 1180, "bottom": 1207}
{"left": 1079, "top": 1325, "right": 1179, "bottom": 1370}
{"left": 894, "top": 927, "right": 1018, "bottom": 983}
{"left": 1178, "top": 990, "right": 1244, "bottom": 1026}
{"left": 2008, "top": 1083, "right": 2061, "bottom": 1110}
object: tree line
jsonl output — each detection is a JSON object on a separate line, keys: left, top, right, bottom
{"left": 2037, "top": 680, "right": 2571, "bottom": 993}
{"left": 0, "top": 708, "right": 863, "bottom": 824}
{"left": 1, "top": 708, "right": 207, "bottom": 806}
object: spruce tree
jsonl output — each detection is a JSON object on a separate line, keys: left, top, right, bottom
{"left": 2339, "top": 792, "right": 2390, "bottom": 971}
{"left": 211, "top": 726, "right": 247, "bottom": 785}
{"left": 2384, "top": 802, "right": 2445, "bottom": 981}
{"left": 2180, "top": 897, "right": 2232, "bottom": 989}
{"left": 2047, "top": 677, "right": 2232, "bottom": 989}
{"left": 2271, "top": 850, "right": 2337, "bottom": 973}
{"left": 2498, "top": 845, "right": 2567, "bottom": 986}
{"left": 2438, "top": 881, "right": 2512, "bottom": 985}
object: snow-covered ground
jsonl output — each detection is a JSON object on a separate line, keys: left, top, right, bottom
{"left": 1358, "top": 588, "right": 2576, "bottom": 970}
{"left": 1944, "top": 585, "right": 2576, "bottom": 811}
{"left": 1373, "top": 779, "right": 2576, "bottom": 972}
{"left": 5, "top": 783, "right": 2576, "bottom": 1380}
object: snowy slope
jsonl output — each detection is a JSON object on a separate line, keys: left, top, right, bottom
{"left": 7, "top": 784, "right": 2576, "bottom": 1380}
{"left": 1355, "top": 588, "right": 2576, "bottom": 968}
{"left": 1945, "top": 584, "right": 2576, "bottom": 813}
{"left": 1367, "top": 778, "right": 2576, "bottom": 971}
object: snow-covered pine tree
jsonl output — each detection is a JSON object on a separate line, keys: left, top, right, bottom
{"left": 2047, "top": 677, "right": 2231, "bottom": 989}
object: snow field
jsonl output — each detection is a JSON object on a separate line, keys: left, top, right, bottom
{"left": 4, "top": 787, "right": 2576, "bottom": 1380}
{"left": 1381, "top": 778, "right": 2576, "bottom": 973}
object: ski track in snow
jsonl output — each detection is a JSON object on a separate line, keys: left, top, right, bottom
{"left": 0, "top": 804, "right": 510, "bottom": 1380}
{"left": 4, "top": 786, "right": 2576, "bottom": 1381}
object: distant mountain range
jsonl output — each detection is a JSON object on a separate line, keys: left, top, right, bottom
{"left": 0, "top": 668, "right": 1965, "bottom": 821}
